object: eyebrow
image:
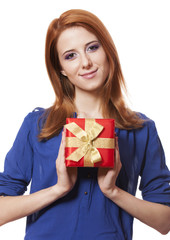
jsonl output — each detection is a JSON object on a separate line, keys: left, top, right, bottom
{"left": 62, "top": 40, "right": 100, "bottom": 56}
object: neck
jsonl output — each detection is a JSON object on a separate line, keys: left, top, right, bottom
{"left": 74, "top": 89, "right": 103, "bottom": 118}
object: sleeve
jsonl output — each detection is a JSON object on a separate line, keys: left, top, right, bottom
{"left": 139, "top": 120, "right": 170, "bottom": 205}
{"left": 0, "top": 113, "right": 33, "bottom": 196}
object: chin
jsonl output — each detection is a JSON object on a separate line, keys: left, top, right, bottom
{"left": 84, "top": 86, "right": 103, "bottom": 93}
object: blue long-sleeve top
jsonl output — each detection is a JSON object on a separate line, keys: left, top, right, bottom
{"left": 0, "top": 108, "right": 170, "bottom": 240}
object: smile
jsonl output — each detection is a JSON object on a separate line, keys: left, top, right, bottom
{"left": 80, "top": 69, "right": 98, "bottom": 79}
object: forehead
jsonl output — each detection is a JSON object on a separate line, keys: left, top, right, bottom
{"left": 57, "top": 26, "right": 98, "bottom": 51}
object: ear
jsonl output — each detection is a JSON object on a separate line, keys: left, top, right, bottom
{"left": 60, "top": 70, "right": 67, "bottom": 77}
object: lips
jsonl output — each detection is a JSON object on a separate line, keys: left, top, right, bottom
{"left": 80, "top": 69, "right": 98, "bottom": 79}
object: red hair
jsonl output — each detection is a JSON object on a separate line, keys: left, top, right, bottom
{"left": 38, "top": 9, "right": 144, "bottom": 141}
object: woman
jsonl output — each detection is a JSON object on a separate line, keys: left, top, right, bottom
{"left": 0, "top": 9, "right": 170, "bottom": 240}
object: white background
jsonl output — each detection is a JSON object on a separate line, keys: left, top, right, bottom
{"left": 0, "top": 0, "right": 170, "bottom": 239}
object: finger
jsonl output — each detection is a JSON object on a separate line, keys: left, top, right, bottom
{"left": 114, "top": 137, "right": 122, "bottom": 170}
{"left": 61, "top": 127, "right": 66, "bottom": 148}
{"left": 115, "top": 136, "right": 119, "bottom": 150}
{"left": 114, "top": 137, "right": 118, "bottom": 160}
{"left": 98, "top": 167, "right": 110, "bottom": 176}
{"left": 57, "top": 129, "right": 66, "bottom": 164}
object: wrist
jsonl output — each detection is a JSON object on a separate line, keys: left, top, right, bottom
{"left": 51, "top": 184, "right": 70, "bottom": 199}
{"left": 103, "top": 186, "right": 121, "bottom": 201}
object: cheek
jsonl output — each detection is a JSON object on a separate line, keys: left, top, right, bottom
{"left": 62, "top": 62, "right": 79, "bottom": 77}
{"left": 94, "top": 50, "right": 108, "bottom": 68}
{"left": 102, "top": 52, "right": 109, "bottom": 70}
{"left": 99, "top": 56, "right": 109, "bottom": 73}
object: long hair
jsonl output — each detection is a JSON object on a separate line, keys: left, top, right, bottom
{"left": 38, "top": 9, "right": 144, "bottom": 141}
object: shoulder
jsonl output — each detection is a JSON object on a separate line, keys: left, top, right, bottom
{"left": 131, "top": 112, "right": 159, "bottom": 144}
{"left": 117, "top": 112, "right": 158, "bottom": 142}
{"left": 24, "top": 107, "right": 45, "bottom": 123}
{"left": 21, "top": 107, "right": 46, "bottom": 136}
{"left": 136, "top": 112, "right": 156, "bottom": 130}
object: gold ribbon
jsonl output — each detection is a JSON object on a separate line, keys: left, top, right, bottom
{"left": 65, "top": 119, "right": 115, "bottom": 167}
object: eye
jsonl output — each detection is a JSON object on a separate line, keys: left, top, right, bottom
{"left": 64, "top": 52, "right": 77, "bottom": 60}
{"left": 87, "top": 43, "right": 100, "bottom": 52}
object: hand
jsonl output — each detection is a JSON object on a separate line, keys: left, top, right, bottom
{"left": 54, "top": 128, "right": 77, "bottom": 197}
{"left": 97, "top": 137, "right": 122, "bottom": 199}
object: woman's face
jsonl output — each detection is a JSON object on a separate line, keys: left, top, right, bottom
{"left": 57, "top": 26, "right": 109, "bottom": 94}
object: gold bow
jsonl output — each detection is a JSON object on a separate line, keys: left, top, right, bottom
{"left": 65, "top": 119, "right": 115, "bottom": 167}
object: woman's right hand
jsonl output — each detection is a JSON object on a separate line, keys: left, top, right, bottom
{"left": 0, "top": 128, "right": 77, "bottom": 226}
{"left": 54, "top": 128, "right": 78, "bottom": 197}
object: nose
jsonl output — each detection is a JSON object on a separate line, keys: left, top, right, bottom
{"left": 81, "top": 53, "right": 92, "bottom": 69}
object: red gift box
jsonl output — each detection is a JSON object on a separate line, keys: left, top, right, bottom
{"left": 65, "top": 118, "right": 115, "bottom": 167}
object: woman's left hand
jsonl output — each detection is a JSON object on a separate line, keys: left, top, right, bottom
{"left": 98, "top": 137, "right": 170, "bottom": 235}
{"left": 97, "top": 137, "right": 122, "bottom": 199}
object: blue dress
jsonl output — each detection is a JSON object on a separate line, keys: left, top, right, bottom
{"left": 0, "top": 108, "right": 170, "bottom": 240}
